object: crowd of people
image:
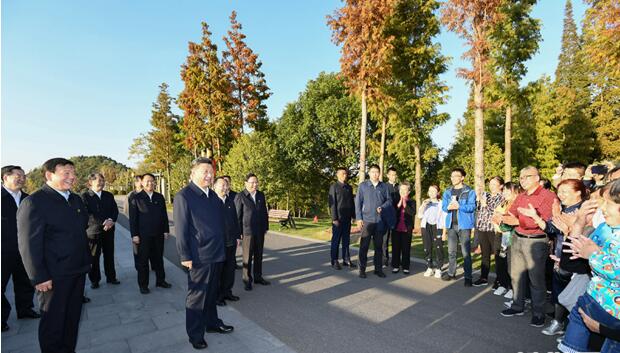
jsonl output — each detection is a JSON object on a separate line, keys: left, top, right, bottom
{"left": 2, "top": 156, "right": 619, "bottom": 352}
{"left": 2, "top": 157, "right": 272, "bottom": 351}
{"left": 327, "top": 162, "right": 620, "bottom": 353}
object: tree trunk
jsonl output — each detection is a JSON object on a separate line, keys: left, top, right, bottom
{"left": 504, "top": 105, "right": 512, "bottom": 182}
{"left": 379, "top": 112, "right": 387, "bottom": 179}
{"left": 414, "top": 143, "right": 422, "bottom": 230}
{"left": 474, "top": 82, "right": 485, "bottom": 196}
{"left": 358, "top": 87, "right": 368, "bottom": 184}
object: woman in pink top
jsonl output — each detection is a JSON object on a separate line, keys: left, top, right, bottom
{"left": 391, "top": 182, "right": 416, "bottom": 274}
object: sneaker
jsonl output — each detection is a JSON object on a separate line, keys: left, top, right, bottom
{"left": 423, "top": 268, "right": 434, "bottom": 277}
{"left": 392, "top": 268, "right": 399, "bottom": 274}
{"left": 541, "top": 319, "right": 565, "bottom": 336}
{"left": 493, "top": 286, "right": 507, "bottom": 296}
{"left": 501, "top": 308, "right": 525, "bottom": 317}
{"left": 503, "top": 300, "right": 513, "bottom": 309}
{"left": 556, "top": 335, "right": 564, "bottom": 344}
{"left": 503, "top": 289, "right": 513, "bottom": 299}
{"left": 472, "top": 278, "right": 488, "bottom": 287}
{"left": 530, "top": 316, "right": 545, "bottom": 328}
{"left": 403, "top": 269, "right": 410, "bottom": 274}
{"left": 434, "top": 269, "right": 442, "bottom": 279}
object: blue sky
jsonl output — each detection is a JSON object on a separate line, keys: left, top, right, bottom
{"left": 1, "top": 0, "right": 586, "bottom": 171}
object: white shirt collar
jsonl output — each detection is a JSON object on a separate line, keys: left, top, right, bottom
{"left": 146, "top": 191, "right": 154, "bottom": 199}
{"left": 371, "top": 180, "right": 379, "bottom": 187}
{"left": 192, "top": 181, "right": 209, "bottom": 197}
{"left": 48, "top": 184, "right": 70, "bottom": 201}
{"left": 3, "top": 185, "right": 22, "bottom": 206}
{"left": 218, "top": 194, "right": 226, "bottom": 203}
{"left": 93, "top": 190, "right": 102, "bottom": 198}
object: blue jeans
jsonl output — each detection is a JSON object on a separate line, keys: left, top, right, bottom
{"left": 447, "top": 228, "right": 472, "bottom": 279}
{"left": 559, "top": 293, "right": 620, "bottom": 353}
{"left": 330, "top": 217, "right": 352, "bottom": 263}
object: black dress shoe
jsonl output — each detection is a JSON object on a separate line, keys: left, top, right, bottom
{"left": 331, "top": 262, "right": 342, "bottom": 270}
{"left": 374, "top": 271, "right": 386, "bottom": 278}
{"left": 107, "top": 279, "right": 121, "bottom": 285}
{"left": 190, "top": 340, "right": 208, "bottom": 349}
{"left": 156, "top": 281, "right": 172, "bottom": 288}
{"left": 359, "top": 271, "right": 367, "bottom": 279}
{"left": 91, "top": 282, "right": 100, "bottom": 289}
{"left": 216, "top": 299, "right": 226, "bottom": 306}
{"left": 140, "top": 287, "right": 150, "bottom": 294}
{"left": 244, "top": 282, "right": 252, "bottom": 291}
{"left": 224, "top": 294, "right": 240, "bottom": 301}
{"left": 82, "top": 296, "right": 91, "bottom": 303}
{"left": 206, "top": 324, "right": 234, "bottom": 334}
{"left": 344, "top": 261, "right": 357, "bottom": 269}
{"left": 254, "top": 278, "right": 271, "bottom": 285}
{"left": 17, "top": 309, "right": 41, "bottom": 319}
{"left": 2, "top": 323, "right": 8, "bottom": 332}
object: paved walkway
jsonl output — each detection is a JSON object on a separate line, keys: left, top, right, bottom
{"left": 1, "top": 225, "right": 294, "bottom": 353}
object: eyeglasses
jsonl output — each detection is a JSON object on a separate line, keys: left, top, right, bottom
{"left": 519, "top": 174, "right": 537, "bottom": 180}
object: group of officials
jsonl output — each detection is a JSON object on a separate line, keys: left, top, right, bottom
{"left": 2, "top": 157, "right": 272, "bottom": 352}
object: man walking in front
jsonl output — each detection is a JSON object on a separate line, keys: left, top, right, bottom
{"left": 441, "top": 167, "right": 477, "bottom": 286}
{"left": 235, "top": 173, "right": 270, "bottom": 291}
{"left": 174, "top": 158, "right": 233, "bottom": 350}
{"left": 17, "top": 158, "right": 90, "bottom": 353}
{"left": 328, "top": 167, "right": 356, "bottom": 270}
{"left": 355, "top": 164, "right": 393, "bottom": 279}
{"left": 2, "top": 165, "right": 40, "bottom": 332}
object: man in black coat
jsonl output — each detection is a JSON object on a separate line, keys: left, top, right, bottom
{"left": 234, "top": 173, "right": 270, "bottom": 291}
{"left": 81, "top": 173, "right": 120, "bottom": 288}
{"left": 129, "top": 173, "right": 171, "bottom": 294}
{"left": 213, "top": 177, "right": 241, "bottom": 306}
{"left": 174, "top": 158, "right": 233, "bottom": 350}
{"left": 384, "top": 167, "right": 400, "bottom": 267}
{"left": 17, "top": 158, "right": 90, "bottom": 353}
{"left": 328, "top": 167, "right": 356, "bottom": 270}
{"left": 1, "top": 165, "right": 39, "bottom": 332}
{"left": 223, "top": 175, "right": 242, "bottom": 271}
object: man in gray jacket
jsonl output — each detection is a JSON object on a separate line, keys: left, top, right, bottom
{"left": 355, "top": 164, "right": 393, "bottom": 279}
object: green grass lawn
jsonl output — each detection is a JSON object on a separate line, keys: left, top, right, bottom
{"left": 273, "top": 217, "right": 482, "bottom": 270}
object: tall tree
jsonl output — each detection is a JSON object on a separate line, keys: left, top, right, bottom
{"left": 383, "top": 0, "right": 449, "bottom": 227}
{"left": 179, "top": 22, "right": 234, "bottom": 160}
{"left": 441, "top": 0, "right": 503, "bottom": 195}
{"left": 327, "top": 0, "right": 396, "bottom": 183}
{"left": 146, "top": 83, "right": 182, "bottom": 201}
{"left": 489, "top": 0, "right": 541, "bottom": 181}
{"left": 222, "top": 11, "right": 271, "bottom": 133}
{"left": 554, "top": 0, "right": 595, "bottom": 163}
{"left": 582, "top": 0, "right": 620, "bottom": 159}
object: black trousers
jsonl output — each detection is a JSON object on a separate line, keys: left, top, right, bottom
{"left": 359, "top": 222, "right": 384, "bottom": 272}
{"left": 186, "top": 262, "right": 223, "bottom": 343}
{"left": 421, "top": 225, "right": 444, "bottom": 269}
{"left": 242, "top": 233, "right": 265, "bottom": 283}
{"left": 219, "top": 245, "right": 236, "bottom": 300}
{"left": 38, "top": 274, "right": 85, "bottom": 353}
{"left": 391, "top": 230, "right": 412, "bottom": 270}
{"left": 1, "top": 253, "right": 35, "bottom": 324}
{"left": 478, "top": 230, "right": 496, "bottom": 279}
{"left": 136, "top": 234, "right": 165, "bottom": 288}
{"left": 88, "top": 229, "right": 117, "bottom": 284}
{"left": 494, "top": 234, "right": 511, "bottom": 289}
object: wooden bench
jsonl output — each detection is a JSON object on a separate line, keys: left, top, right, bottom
{"left": 268, "top": 209, "right": 297, "bottom": 229}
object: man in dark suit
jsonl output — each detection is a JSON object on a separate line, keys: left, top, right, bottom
{"left": 125, "top": 175, "right": 142, "bottom": 270}
{"left": 174, "top": 158, "right": 233, "bottom": 350}
{"left": 17, "top": 158, "right": 90, "bottom": 353}
{"left": 222, "top": 175, "right": 242, "bottom": 271}
{"left": 213, "top": 177, "right": 241, "bottom": 306}
{"left": 129, "top": 173, "right": 171, "bottom": 294}
{"left": 384, "top": 167, "right": 399, "bottom": 267}
{"left": 328, "top": 167, "right": 356, "bottom": 270}
{"left": 234, "top": 173, "right": 270, "bottom": 291}
{"left": 81, "top": 173, "right": 120, "bottom": 288}
{"left": 1, "top": 165, "right": 39, "bottom": 332}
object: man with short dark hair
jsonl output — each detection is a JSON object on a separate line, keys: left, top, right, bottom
{"left": 174, "top": 158, "right": 234, "bottom": 350}
{"left": 441, "top": 167, "right": 477, "bottom": 287}
{"left": 500, "top": 166, "right": 558, "bottom": 328}
{"left": 328, "top": 167, "right": 356, "bottom": 269}
{"left": 17, "top": 158, "right": 90, "bottom": 353}
{"left": 384, "top": 167, "right": 399, "bottom": 267}
{"left": 552, "top": 162, "right": 587, "bottom": 188}
{"left": 1, "top": 165, "right": 39, "bottom": 332}
{"left": 81, "top": 173, "right": 119, "bottom": 288}
{"left": 235, "top": 173, "right": 270, "bottom": 291}
{"left": 129, "top": 173, "right": 171, "bottom": 294}
{"left": 355, "top": 164, "right": 393, "bottom": 279}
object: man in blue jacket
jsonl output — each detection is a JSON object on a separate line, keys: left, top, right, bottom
{"left": 174, "top": 158, "right": 233, "bottom": 350}
{"left": 355, "top": 164, "right": 393, "bottom": 279}
{"left": 441, "top": 167, "right": 477, "bottom": 287}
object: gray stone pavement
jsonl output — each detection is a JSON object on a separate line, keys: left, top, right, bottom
{"left": 1, "top": 224, "right": 294, "bottom": 353}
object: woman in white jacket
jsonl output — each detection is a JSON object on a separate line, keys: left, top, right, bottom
{"left": 418, "top": 185, "right": 448, "bottom": 278}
